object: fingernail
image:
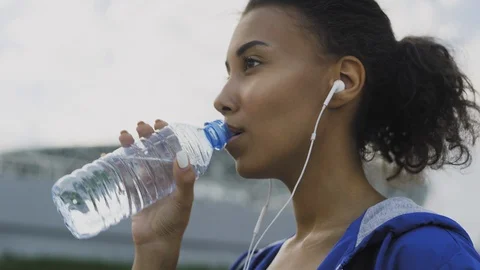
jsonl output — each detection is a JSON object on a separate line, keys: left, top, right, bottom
{"left": 137, "top": 121, "right": 145, "bottom": 126}
{"left": 120, "top": 130, "right": 129, "bottom": 134}
{"left": 176, "top": 150, "right": 189, "bottom": 169}
{"left": 154, "top": 119, "right": 167, "bottom": 129}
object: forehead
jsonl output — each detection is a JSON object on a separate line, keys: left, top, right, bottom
{"left": 228, "top": 6, "right": 319, "bottom": 58}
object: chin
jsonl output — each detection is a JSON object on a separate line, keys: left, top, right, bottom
{"left": 234, "top": 157, "right": 272, "bottom": 179}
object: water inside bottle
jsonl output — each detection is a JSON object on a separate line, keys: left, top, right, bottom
{"left": 52, "top": 124, "right": 215, "bottom": 239}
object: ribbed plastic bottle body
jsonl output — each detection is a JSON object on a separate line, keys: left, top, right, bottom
{"left": 51, "top": 123, "right": 215, "bottom": 239}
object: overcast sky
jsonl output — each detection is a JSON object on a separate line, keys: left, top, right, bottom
{"left": 2, "top": 0, "right": 480, "bottom": 242}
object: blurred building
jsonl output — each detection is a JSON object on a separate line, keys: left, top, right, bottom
{"left": 1, "top": 145, "right": 468, "bottom": 266}
{"left": 0, "top": 146, "right": 294, "bottom": 267}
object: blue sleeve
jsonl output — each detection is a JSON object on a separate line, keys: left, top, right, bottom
{"left": 229, "top": 250, "right": 248, "bottom": 270}
{"left": 383, "top": 226, "right": 480, "bottom": 269}
{"left": 229, "top": 240, "right": 285, "bottom": 270}
{"left": 439, "top": 250, "right": 480, "bottom": 269}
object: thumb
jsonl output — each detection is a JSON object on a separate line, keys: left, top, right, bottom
{"left": 172, "top": 150, "right": 196, "bottom": 204}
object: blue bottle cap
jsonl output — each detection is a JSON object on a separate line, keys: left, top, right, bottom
{"left": 204, "top": 120, "right": 232, "bottom": 150}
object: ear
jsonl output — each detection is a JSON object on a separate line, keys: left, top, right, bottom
{"left": 328, "top": 56, "right": 366, "bottom": 109}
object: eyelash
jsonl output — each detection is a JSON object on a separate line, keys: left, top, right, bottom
{"left": 226, "top": 56, "right": 262, "bottom": 80}
{"left": 243, "top": 56, "right": 262, "bottom": 71}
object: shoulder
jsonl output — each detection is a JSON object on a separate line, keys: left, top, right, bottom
{"left": 384, "top": 225, "right": 480, "bottom": 269}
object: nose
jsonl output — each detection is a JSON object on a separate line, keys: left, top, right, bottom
{"left": 214, "top": 85, "right": 239, "bottom": 116}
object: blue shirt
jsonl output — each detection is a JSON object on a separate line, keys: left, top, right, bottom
{"left": 230, "top": 197, "right": 480, "bottom": 269}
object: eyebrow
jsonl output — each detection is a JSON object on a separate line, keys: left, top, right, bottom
{"left": 225, "top": 40, "right": 270, "bottom": 72}
{"left": 236, "top": 40, "right": 269, "bottom": 56}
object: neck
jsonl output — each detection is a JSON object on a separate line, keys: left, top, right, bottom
{"left": 280, "top": 120, "right": 385, "bottom": 241}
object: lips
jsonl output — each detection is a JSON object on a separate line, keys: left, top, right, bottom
{"left": 227, "top": 124, "right": 244, "bottom": 137}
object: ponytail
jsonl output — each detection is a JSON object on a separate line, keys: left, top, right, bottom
{"left": 364, "top": 36, "right": 480, "bottom": 179}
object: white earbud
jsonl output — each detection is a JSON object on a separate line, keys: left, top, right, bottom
{"left": 333, "top": 79, "right": 346, "bottom": 93}
{"left": 324, "top": 79, "right": 346, "bottom": 106}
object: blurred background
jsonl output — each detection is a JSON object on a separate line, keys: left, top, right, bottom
{"left": 1, "top": 0, "right": 479, "bottom": 269}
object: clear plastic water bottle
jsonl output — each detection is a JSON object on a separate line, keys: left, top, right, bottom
{"left": 51, "top": 120, "right": 231, "bottom": 239}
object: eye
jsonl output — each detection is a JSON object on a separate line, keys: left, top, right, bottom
{"left": 243, "top": 56, "right": 261, "bottom": 71}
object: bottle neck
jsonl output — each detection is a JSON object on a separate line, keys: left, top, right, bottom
{"left": 203, "top": 120, "right": 231, "bottom": 150}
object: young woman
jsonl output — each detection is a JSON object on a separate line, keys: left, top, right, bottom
{"left": 123, "top": 0, "right": 480, "bottom": 269}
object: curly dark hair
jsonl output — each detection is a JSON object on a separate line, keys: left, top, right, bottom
{"left": 244, "top": 0, "right": 480, "bottom": 179}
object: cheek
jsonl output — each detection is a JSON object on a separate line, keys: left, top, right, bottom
{"left": 242, "top": 72, "right": 312, "bottom": 125}
{"left": 235, "top": 127, "right": 310, "bottom": 179}
{"left": 245, "top": 82, "right": 318, "bottom": 150}
{"left": 235, "top": 66, "right": 325, "bottom": 176}
{"left": 234, "top": 110, "right": 311, "bottom": 178}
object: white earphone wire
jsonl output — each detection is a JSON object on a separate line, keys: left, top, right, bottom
{"left": 243, "top": 81, "right": 344, "bottom": 270}
{"left": 243, "top": 179, "right": 272, "bottom": 269}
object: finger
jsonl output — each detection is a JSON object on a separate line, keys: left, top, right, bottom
{"left": 119, "top": 130, "right": 135, "bottom": 147}
{"left": 172, "top": 150, "right": 196, "bottom": 205}
{"left": 154, "top": 119, "right": 169, "bottom": 130}
{"left": 136, "top": 121, "right": 155, "bottom": 138}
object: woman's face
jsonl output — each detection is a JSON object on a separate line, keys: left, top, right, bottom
{"left": 215, "top": 6, "right": 333, "bottom": 179}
